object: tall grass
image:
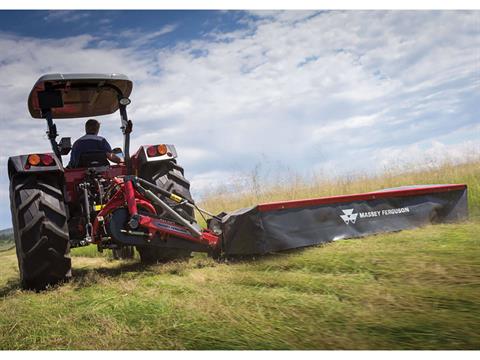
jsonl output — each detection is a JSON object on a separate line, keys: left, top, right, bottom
{"left": 199, "top": 157, "right": 480, "bottom": 217}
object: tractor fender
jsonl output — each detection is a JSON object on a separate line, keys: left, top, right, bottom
{"left": 7, "top": 153, "right": 64, "bottom": 180}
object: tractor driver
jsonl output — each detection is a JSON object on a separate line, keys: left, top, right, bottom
{"left": 68, "top": 119, "right": 123, "bottom": 168}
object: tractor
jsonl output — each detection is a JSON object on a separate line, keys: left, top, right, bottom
{"left": 8, "top": 74, "right": 221, "bottom": 291}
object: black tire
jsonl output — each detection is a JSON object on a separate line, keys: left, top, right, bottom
{"left": 112, "top": 246, "right": 134, "bottom": 260}
{"left": 136, "top": 246, "right": 191, "bottom": 264}
{"left": 9, "top": 174, "right": 71, "bottom": 291}
{"left": 138, "top": 160, "right": 195, "bottom": 263}
{"left": 142, "top": 160, "right": 195, "bottom": 221}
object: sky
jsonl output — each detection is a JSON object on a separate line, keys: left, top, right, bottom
{"left": 0, "top": 10, "right": 478, "bottom": 228}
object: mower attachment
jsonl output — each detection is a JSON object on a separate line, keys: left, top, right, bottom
{"left": 93, "top": 178, "right": 468, "bottom": 257}
{"left": 220, "top": 184, "right": 468, "bottom": 256}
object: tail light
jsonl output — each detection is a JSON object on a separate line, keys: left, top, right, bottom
{"left": 26, "top": 153, "right": 56, "bottom": 168}
{"left": 157, "top": 144, "right": 168, "bottom": 156}
{"left": 41, "top": 154, "right": 54, "bottom": 166}
{"left": 27, "top": 154, "right": 41, "bottom": 166}
{"left": 146, "top": 144, "right": 169, "bottom": 157}
{"left": 147, "top": 146, "right": 157, "bottom": 157}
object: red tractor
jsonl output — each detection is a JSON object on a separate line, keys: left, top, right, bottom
{"left": 8, "top": 74, "right": 222, "bottom": 291}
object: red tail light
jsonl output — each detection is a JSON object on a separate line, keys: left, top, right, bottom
{"left": 147, "top": 145, "right": 168, "bottom": 157}
{"left": 41, "top": 154, "right": 54, "bottom": 166}
{"left": 147, "top": 146, "right": 157, "bottom": 157}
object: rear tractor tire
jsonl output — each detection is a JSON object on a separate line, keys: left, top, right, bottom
{"left": 9, "top": 174, "right": 71, "bottom": 291}
{"left": 137, "top": 160, "right": 195, "bottom": 263}
{"left": 143, "top": 160, "right": 196, "bottom": 221}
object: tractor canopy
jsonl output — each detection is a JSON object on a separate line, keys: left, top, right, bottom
{"left": 28, "top": 73, "right": 133, "bottom": 119}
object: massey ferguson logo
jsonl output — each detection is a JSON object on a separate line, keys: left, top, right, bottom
{"left": 340, "top": 209, "right": 358, "bottom": 224}
{"left": 340, "top": 207, "right": 410, "bottom": 225}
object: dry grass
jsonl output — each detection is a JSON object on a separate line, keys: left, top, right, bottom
{"left": 199, "top": 157, "right": 480, "bottom": 218}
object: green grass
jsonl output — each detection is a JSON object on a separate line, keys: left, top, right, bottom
{"left": 70, "top": 245, "right": 113, "bottom": 258}
{"left": 0, "top": 220, "right": 479, "bottom": 349}
{"left": 1, "top": 159, "right": 479, "bottom": 349}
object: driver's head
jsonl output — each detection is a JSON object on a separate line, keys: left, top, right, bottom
{"left": 85, "top": 119, "right": 100, "bottom": 135}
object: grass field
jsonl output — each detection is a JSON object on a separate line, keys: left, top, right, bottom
{"left": 0, "top": 221, "right": 479, "bottom": 349}
{"left": 0, "top": 158, "right": 479, "bottom": 349}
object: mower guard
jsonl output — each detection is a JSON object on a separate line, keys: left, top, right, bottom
{"left": 28, "top": 73, "right": 133, "bottom": 119}
{"left": 220, "top": 184, "right": 468, "bottom": 255}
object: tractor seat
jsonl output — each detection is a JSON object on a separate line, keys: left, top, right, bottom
{"left": 77, "top": 151, "right": 109, "bottom": 168}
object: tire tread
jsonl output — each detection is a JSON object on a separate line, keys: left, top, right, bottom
{"left": 9, "top": 174, "right": 71, "bottom": 290}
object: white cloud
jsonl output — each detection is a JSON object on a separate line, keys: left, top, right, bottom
{"left": 311, "top": 113, "right": 382, "bottom": 140}
{"left": 44, "top": 10, "right": 91, "bottom": 23}
{"left": 372, "top": 139, "right": 480, "bottom": 171}
{"left": 0, "top": 10, "right": 478, "bottom": 228}
{"left": 117, "top": 24, "right": 178, "bottom": 47}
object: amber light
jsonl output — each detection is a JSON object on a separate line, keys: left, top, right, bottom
{"left": 157, "top": 144, "right": 167, "bottom": 155}
{"left": 147, "top": 144, "right": 168, "bottom": 157}
{"left": 27, "top": 154, "right": 41, "bottom": 166}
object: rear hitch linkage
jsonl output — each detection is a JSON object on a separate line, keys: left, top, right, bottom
{"left": 91, "top": 175, "right": 223, "bottom": 251}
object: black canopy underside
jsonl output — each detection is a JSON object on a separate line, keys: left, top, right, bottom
{"left": 28, "top": 73, "right": 133, "bottom": 119}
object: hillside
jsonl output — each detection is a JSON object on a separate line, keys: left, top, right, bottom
{"left": 0, "top": 158, "right": 479, "bottom": 349}
{"left": 0, "top": 228, "right": 13, "bottom": 240}
{"left": 0, "top": 228, "right": 13, "bottom": 251}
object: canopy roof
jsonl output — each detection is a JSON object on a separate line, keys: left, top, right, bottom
{"left": 28, "top": 73, "right": 133, "bottom": 119}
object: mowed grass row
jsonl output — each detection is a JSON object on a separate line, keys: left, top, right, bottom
{"left": 0, "top": 220, "right": 479, "bottom": 350}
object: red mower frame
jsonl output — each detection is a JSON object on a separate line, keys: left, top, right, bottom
{"left": 91, "top": 175, "right": 220, "bottom": 250}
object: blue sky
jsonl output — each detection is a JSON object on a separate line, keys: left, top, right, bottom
{"left": 0, "top": 10, "right": 246, "bottom": 42}
{"left": 0, "top": 10, "right": 478, "bottom": 228}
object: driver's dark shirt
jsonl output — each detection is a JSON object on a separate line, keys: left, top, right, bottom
{"left": 68, "top": 134, "right": 112, "bottom": 168}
